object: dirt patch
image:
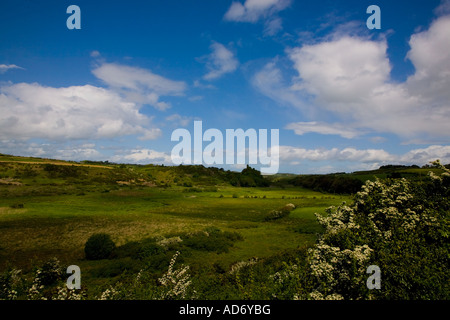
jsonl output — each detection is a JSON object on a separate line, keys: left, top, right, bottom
{"left": 0, "top": 178, "right": 22, "bottom": 185}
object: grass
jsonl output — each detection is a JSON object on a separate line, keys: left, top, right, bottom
{"left": 0, "top": 154, "right": 358, "bottom": 298}
{"left": 1, "top": 154, "right": 447, "bottom": 300}
{"left": 0, "top": 186, "right": 343, "bottom": 270}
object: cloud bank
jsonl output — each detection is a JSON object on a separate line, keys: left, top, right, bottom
{"left": 0, "top": 61, "right": 188, "bottom": 143}
{"left": 253, "top": 15, "right": 450, "bottom": 142}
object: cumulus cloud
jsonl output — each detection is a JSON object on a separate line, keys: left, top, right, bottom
{"left": 279, "top": 145, "right": 450, "bottom": 168}
{"left": 285, "top": 121, "right": 360, "bottom": 139}
{"left": 165, "top": 113, "right": 194, "bottom": 127}
{"left": 224, "top": 0, "right": 291, "bottom": 35}
{"left": 406, "top": 15, "right": 450, "bottom": 104}
{"left": 0, "top": 61, "right": 189, "bottom": 162}
{"left": 254, "top": 14, "right": 450, "bottom": 141}
{"left": 0, "top": 140, "right": 105, "bottom": 162}
{"left": 202, "top": 42, "right": 239, "bottom": 81}
{"left": 55, "top": 144, "right": 103, "bottom": 160}
{"left": 287, "top": 37, "right": 391, "bottom": 107}
{"left": 398, "top": 145, "right": 450, "bottom": 164}
{"left": 0, "top": 64, "right": 24, "bottom": 74}
{"left": 92, "top": 62, "right": 186, "bottom": 110}
{"left": 434, "top": 0, "right": 450, "bottom": 15}
{"left": 279, "top": 146, "right": 393, "bottom": 163}
{"left": 111, "top": 148, "right": 172, "bottom": 165}
{"left": 0, "top": 82, "right": 161, "bottom": 141}
{"left": 224, "top": 0, "right": 289, "bottom": 21}
{"left": 252, "top": 61, "right": 309, "bottom": 110}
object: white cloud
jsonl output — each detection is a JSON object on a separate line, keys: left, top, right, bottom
{"left": 165, "top": 114, "right": 193, "bottom": 127}
{"left": 398, "top": 145, "right": 450, "bottom": 165}
{"left": 92, "top": 62, "right": 186, "bottom": 110}
{"left": 111, "top": 148, "right": 172, "bottom": 165}
{"left": 202, "top": 42, "right": 239, "bottom": 81}
{"left": 252, "top": 61, "right": 309, "bottom": 110}
{"left": 406, "top": 15, "right": 450, "bottom": 104}
{"left": 90, "top": 50, "right": 101, "bottom": 58}
{"left": 285, "top": 121, "right": 360, "bottom": 139}
{"left": 279, "top": 146, "right": 393, "bottom": 163}
{"left": 434, "top": 0, "right": 450, "bottom": 15}
{"left": 56, "top": 145, "right": 102, "bottom": 160}
{"left": 193, "top": 80, "right": 216, "bottom": 89}
{"left": 224, "top": 0, "right": 291, "bottom": 35}
{"left": 224, "top": 0, "right": 290, "bottom": 22}
{"left": 279, "top": 145, "right": 450, "bottom": 167}
{"left": 0, "top": 82, "right": 161, "bottom": 141}
{"left": 0, "top": 140, "right": 106, "bottom": 162}
{"left": 254, "top": 14, "right": 450, "bottom": 141}
{"left": 264, "top": 16, "right": 283, "bottom": 36}
{"left": 0, "top": 64, "right": 23, "bottom": 74}
{"left": 288, "top": 36, "right": 391, "bottom": 107}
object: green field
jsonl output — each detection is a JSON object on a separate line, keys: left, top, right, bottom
{"left": 0, "top": 186, "right": 344, "bottom": 268}
{"left": 0, "top": 155, "right": 354, "bottom": 299}
{"left": 1, "top": 154, "right": 444, "bottom": 300}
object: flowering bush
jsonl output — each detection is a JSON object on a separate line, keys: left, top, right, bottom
{"left": 52, "top": 286, "right": 85, "bottom": 300}
{"left": 306, "top": 160, "right": 449, "bottom": 300}
{"left": 0, "top": 268, "right": 22, "bottom": 300}
{"left": 158, "top": 251, "right": 193, "bottom": 299}
{"left": 38, "top": 257, "right": 64, "bottom": 286}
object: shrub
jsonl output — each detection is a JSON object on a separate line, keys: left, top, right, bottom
{"left": 91, "top": 258, "right": 140, "bottom": 278}
{"left": 39, "top": 257, "right": 64, "bottom": 286}
{"left": 114, "top": 241, "right": 142, "bottom": 259}
{"left": 181, "top": 229, "right": 243, "bottom": 253}
{"left": 0, "top": 268, "right": 22, "bottom": 300}
{"left": 294, "top": 220, "right": 324, "bottom": 234}
{"left": 305, "top": 160, "right": 450, "bottom": 300}
{"left": 9, "top": 203, "right": 24, "bottom": 209}
{"left": 158, "top": 251, "right": 193, "bottom": 299}
{"left": 84, "top": 233, "right": 116, "bottom": 260}
{"left": 264, "top": 203, "right": 295, "bottom": 221}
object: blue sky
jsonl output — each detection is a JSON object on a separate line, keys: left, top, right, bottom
{"left": 1, "top": 0, "right": 450, "bottom": 174}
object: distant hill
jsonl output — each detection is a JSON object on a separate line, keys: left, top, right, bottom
{"left": 0, "top": 154, "right": 446, "bottom": 194}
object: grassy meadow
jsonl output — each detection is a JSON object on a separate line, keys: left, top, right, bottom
{"left": 1, "top": 154, "right": 445, "bottom": 300}
{"left": 0, "top": 154, "right": 351, "bottom": 299}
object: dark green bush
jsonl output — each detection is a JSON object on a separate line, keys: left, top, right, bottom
{"left": 294, "top": 220, "right": 324, "bottom": 234}
{"left": 91, "top": 258, "right": 140, "bottom": 278}
{"left": 289, "top": 174, "right": 363, "bottom": 194}
{"left": 84, "top": 233, "right": 116, "bottom": 260}
{"left": 39, "top": 257, "right": 64, "bottom": 286}
{"left": 181, "top": 229, "right": 243, "bottom": 253}
{"left": 138, "top": 242, "right": 165, "bottom": 260}
{"left": 9, "top": 203, "right": 24, "bottom": 209}
{"left": 114, "top": 241, "right": 142, "bottom": 259}
{"left": 264, "top": 204, "right": 295, "bottom": 221}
